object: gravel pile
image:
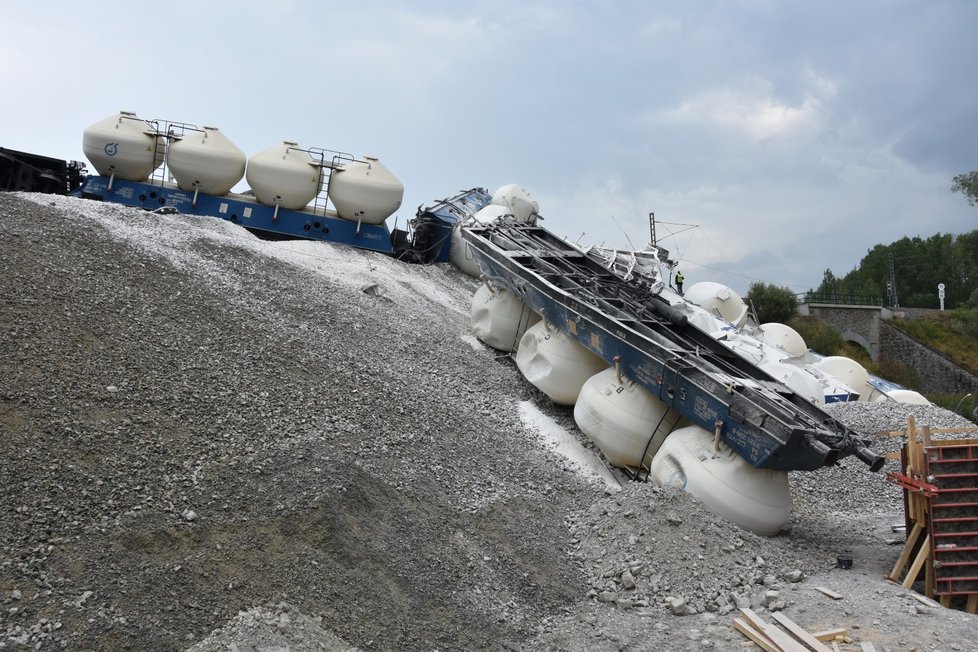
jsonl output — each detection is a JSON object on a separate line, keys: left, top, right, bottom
{"left": 0, "top": 193, "right": 589, "bottom": 650}
{"left": 186, "top": 602, "right": 357, "bottom": 652}
{"left": 568, "top": 484, "right": 814, "bottom": 615}
{"left": 826, "top": 401, "right": 976, "bottom": 439}
{"left": 2, "top": 192, "right": 977, "bottom": 651}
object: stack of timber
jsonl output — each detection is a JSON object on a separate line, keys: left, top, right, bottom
{"left": 884, "top": 416, "right": 978, "bottom": 614}
{"left": 732, "top": 608, "right": 864, "bottom": 651}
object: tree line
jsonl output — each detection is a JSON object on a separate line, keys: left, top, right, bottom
{"left": 795, "top": 171, "right": 978, "bottom": 310}
{"left": 805, "top": 230, "right": 978, "bottom": 309}
{"left": 744, "top": 171, "right": 977, "bottom": 316}
{"left": 744, "top": 229, "right": 978, "bottom": 318}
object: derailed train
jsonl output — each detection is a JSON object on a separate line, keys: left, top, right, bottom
{"left": 454, "top": 190, "right": 930, "bottom": 535}
{"left": 5, "top": 112, "right": 918, "bottom": 535}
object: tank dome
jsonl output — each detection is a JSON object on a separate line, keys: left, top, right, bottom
{"left": 813, "top": 356, "right": 870, "bottom": 401}
{"left": 245, "top": 141, "right": 320, "bottom": 210}
{"left": 472, "top": 204, "right": 511, "bottom": 223}
{"left": 450, "top": 225, "right": 482, "bottom": 277}
{"left": 82, "top": 111, "right": 164, "bottom": 181}
{"left": 884, "top": 389, "right": 930, "bottom": 405}
{"left": 166, "top": 126, "right": 246, "bottom": 196}
{"left": 756, "top": 322, "right": 807, "bottom": 357}
{"left": 471, "top": 284, "right": 540, "bottom": 351}
{"left": 683, "top": 281, "right": 749, "bottom": 327}
{"left": 327, "top": 157, "right": 404, "bottom": 225}
{"left": 515, "top": 320, "right": 608, "bottom": 405}
{"left": 759, "top": 360, "right": 824, "bottom": 404}
{"left": 450, "top": 205, "right": 509, "bottom": 276}
{"left": 491, "top": 184, "right": 539, "bottom": 223}
{"left": 647, "top": 426, "right": 792, "bottom": 536}
{"left": 574, "top": 367, "right": 686, "bottom": 469}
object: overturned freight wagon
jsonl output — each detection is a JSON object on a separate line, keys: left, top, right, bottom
{"left": 461, "top": 216, "right": 886, "bottom": 534}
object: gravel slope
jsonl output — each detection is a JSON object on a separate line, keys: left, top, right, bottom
{"left": 1, "top": 192, "right": 977, "bottom": 651}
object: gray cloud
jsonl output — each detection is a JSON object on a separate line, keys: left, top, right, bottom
{"left": 2, "top": 0, "right": 975, "bottom": 296}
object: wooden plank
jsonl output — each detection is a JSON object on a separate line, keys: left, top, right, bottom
{"left": 907, "top": 420, "right": 919, "bottom": 524}
{"left": 739, "top": 608, "right": 809, "bottom": 652}
{"left": 770, "top": 612, "right": 832, "bottom": 652}
{"left": 860, "top": 643, "right": 878, "bottom": 652}
{"left": 813, "top": 586, "right": 843, "bottom": 600}
{"left": 812, "top": 628, "right": 848, "bottom": 642}
{"left": 910, "top": 592, "right": 941, "bottom": 609}
{"left": 901, "top": 534, "right": 930, "bottom": 589}
{"left": 733, "top": 617, "right": 779, "bottom": 652}
{"left": 908, "top": 486, "right": 916, "bottom": 523}
{"left": 928, "top": 436, "right": 978, "bottom": 444}
{"left": 877, "top": 428, "right": 978, "bottom": 437}
{"left": 966, "top": 594, "right": 978, "bottom": 614}
{"left": 888, "top": 522, "right": 923, "bottom": 582}
{"left": 907, "top": 416, "right": 917, "bottom": 477}
{"left": 939, "top": 594, "right": 952, "bottom": 608}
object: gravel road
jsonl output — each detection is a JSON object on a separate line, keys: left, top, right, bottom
{"left": 1, "top": 192, "right": 976, "bottom": 651}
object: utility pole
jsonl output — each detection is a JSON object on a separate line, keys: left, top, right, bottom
{"left": 888, "top": 253, "right": 900, "bottom": 308}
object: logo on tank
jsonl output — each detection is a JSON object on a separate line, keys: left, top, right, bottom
{"left": 104, "top": 143, "right": 119, "bottom": 156}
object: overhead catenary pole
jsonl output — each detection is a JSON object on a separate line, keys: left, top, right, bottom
{"left": 888, "top": 253, "right": 900, "bottom": 308}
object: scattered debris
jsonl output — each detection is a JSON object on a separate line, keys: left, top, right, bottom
{"left": 733, "top": 608, "right": 853, "bottom": 652}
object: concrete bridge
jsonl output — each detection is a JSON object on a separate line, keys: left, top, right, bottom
{"left": 799, "top": 302, "right": 978, "bottom": 394}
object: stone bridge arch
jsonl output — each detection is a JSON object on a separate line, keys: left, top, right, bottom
{"left": 797, "top": 303, "right": 882, "bottom": 362}
{"left": 798, "top": 304, "right": 978, "bottom": 394}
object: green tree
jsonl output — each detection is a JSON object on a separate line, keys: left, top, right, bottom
{"left": 789, "top": 316, "right": 845, "bottom": 356}
{"left": 747, "top": 282, "right": 798, "bottom": 324}
{"left": 811, "top": 230, "right": 978, "bottom": 309}
{"left": 812, "top": 269, "right": 837, "bottom": 299}
{"left": 952, "top": 171, "right": 978, "bottom": 206}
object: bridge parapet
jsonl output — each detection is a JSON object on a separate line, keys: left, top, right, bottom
{"left": 797, "top": 292, "right": 883, "bottom": 307}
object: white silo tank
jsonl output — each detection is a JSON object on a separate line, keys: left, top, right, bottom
{"left": 327, "top": 157, "right": 404, "bottom": 225}
{"left": 756, "top": 322, "right": 808, "bottom": 357}
{"left": 450, "top": 225, "right": 483, "bottom": 277}
{"left": 471, "top": 284, "right": 540, "bottom": 352}
{"left": 245, "top": 141, "right": 320, "bottom": 210}
{"left": 515, "top": 320, "right": 609, "bottom": 405}
{"left": 82, "top": 111, "right": 164, "bottom": 181}
{"left": 647, "top": 425, "right": 792, "bottom": 536}
{"left": 813, "top": 356, "right": 870, "bottom": 401}
{"left": 450, "top": 205, "right": 510, "bottom": 277}
{"left": 473, "top": 204, "right": 513, "bottom": 223}
{"left": 885, "top": 389, "right": 930, "bottom": 405}
{"left": 574, "top": 367, "right": 687, "bottom": 469}
{"left": 683, "top": 282, "right": 749, "bottom": 328}
{"left": 166, "top": 126, "right": 246, "bottom": 196}
{"left": 491, "top": 184, "right": 539, "bottom": 223}
{"left": 759, "top": 360, "right": 824, "bottom": 404}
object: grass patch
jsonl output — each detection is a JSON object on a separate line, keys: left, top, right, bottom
{"left": 893, "top": 311, "right": 978, "bottom": 374}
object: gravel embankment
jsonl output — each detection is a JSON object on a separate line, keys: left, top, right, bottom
{"left": 2, "top": 192, "right": 977, "bottom": 651}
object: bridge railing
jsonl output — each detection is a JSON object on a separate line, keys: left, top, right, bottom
{"left": 797, "top": 292, "right": 884, "bottom": 306}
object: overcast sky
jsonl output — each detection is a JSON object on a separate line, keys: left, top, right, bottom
{"left": 4, "top": 1, "right": 976, "bottom": 295}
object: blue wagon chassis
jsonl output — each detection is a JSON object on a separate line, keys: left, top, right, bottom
{"left": 462, "top": 222, "right": 882, "bottom": 472}
{"left": 76, "top": 175, "right": 394, "bottom": 254}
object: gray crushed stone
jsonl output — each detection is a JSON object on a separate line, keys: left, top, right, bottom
{"left": 2, "top": 192, "right": 977, "bottom": 652}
